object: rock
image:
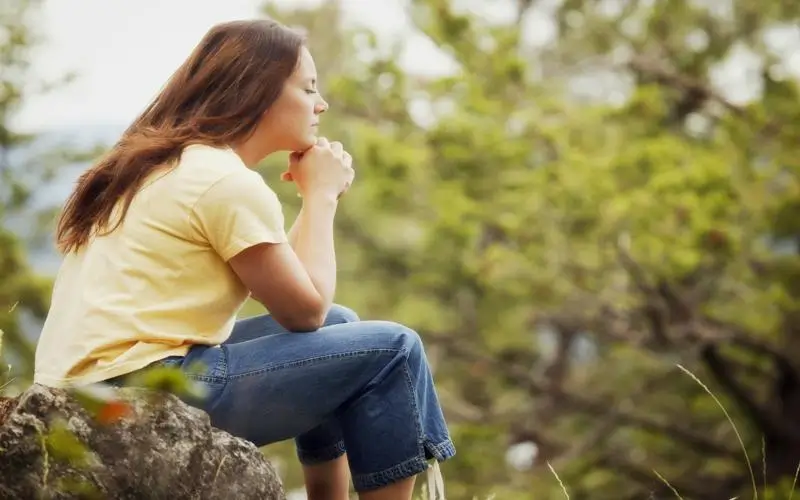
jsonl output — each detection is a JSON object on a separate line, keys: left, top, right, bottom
{"left": 0, "top": 384, "right": 285, "bottom": 500}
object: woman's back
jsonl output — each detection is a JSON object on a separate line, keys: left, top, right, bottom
{"left": 34, "top": 144, "right": 287, "bottom": 387}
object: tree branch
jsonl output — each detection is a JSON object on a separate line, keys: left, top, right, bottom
{"left": 594, "top": 450, "right": 717, "bottom": 499}
{"left": 555, "top": 369, "right": 677, "bottom": 464}
{"left": 627, "top": 54, "right": 746, "bottom": 118}
{"left": 335, "top": 216, "right": 410, "bottom": 278}
{"left": 699, "top": 344, "right": 794, "bottom": 441}
{"left": 428, "top": 334, "right": 741, "bottom": 460}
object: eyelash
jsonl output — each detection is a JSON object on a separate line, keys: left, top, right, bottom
{"left": 306, "top": 89, "right": 318, "bottom": 94}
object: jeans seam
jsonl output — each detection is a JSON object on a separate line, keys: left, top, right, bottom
{"left": 219, "top": 346, "right": 228, "bottom": 378}
{"left": 185, "top": 374, "right": 226, "bottom": 383}
{"left": 228, "top": 348, "right": 402, "bottom": 380}
{"left": 184, "top": 347, "right": 229, "bottom": 384}
{"left": 427, "top": 440, "right": 457, "bottom": 461}
{"left": 402, "top": 353, "right": 427, "bottom": 460}
{"left": 199, "top": 347, "right": 230, "bottom": 414}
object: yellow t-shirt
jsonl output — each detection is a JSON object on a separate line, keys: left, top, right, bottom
{"left": 34, "top": 144, "right": 287, "bottom": 387}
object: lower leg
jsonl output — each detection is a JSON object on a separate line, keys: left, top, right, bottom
{"left": 297, "top": 306, "right": 360, "bottom": 499}
{"left": 358, "top": 477, "right": 416, "bottom": 500}
{"left": 303, "top": 454, "right": 351, "bottom": 500}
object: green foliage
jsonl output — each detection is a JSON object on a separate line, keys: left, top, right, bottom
{"left": 37, "top": 418, "right": 103, "bottom": 500}
{"left": 260, "top": 0, "right": 800, "bottom": 497}
{"left": 0, "top": 0, "right": 90, "bottom": 389}
{"left": 0, "top": 0, "right": 79, "bottom": 388}
{"left": 34, "top": 368, "right": 208, "bottom": 499}
{"left": 124, "top": 362, "right": 208, "bottom": 400}
{"left": 44, "top": 418, "right": 90, "bottom": 467}
{"left": 4, "top": 0, "right": 800, "bottom": 497}
{"left": 53, "top": 477, "right": 102, "bottom": 500}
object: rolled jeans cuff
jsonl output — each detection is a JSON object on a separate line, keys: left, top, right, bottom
{"left": 297, "top": 440, "right": 347, "bottom": 465}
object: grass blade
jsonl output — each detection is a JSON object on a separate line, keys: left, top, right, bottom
{"left": 677, "top": 364, "right": 757, "bottom": 500}
{"left": 547, "top": 462, "right": 570, "bottom": 499}
{"left": 653, "top": 469, "right": 683, "bottom": 499}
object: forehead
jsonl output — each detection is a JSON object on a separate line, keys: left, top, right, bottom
{"left": 291, "top": 46, "right": 317, "bottom": 81}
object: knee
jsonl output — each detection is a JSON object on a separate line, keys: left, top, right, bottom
{"left": 382, "top": 321, "right": 424, "bottom": 356}
{"left": 324, "top": 304, "right": 360, "bottom": 326}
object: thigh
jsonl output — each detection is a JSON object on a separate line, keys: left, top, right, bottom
{"left": 208, "top": 320, "right": 418, "bottom": 447}
{"left": 225, "top": 303, "right": 360, "bottom": 345}
{"left": 225, "top": 313, "right": 287, "bottom": 345}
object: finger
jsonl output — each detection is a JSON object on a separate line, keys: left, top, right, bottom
{"left": 330, "top": 141, "right": 343, "bottom": 154}
{"left": 342, "top": 152, "right": 352, "bottom": 167}
{"left": 337, "top": 182, "right": 351, "bottom": 200}
{"left": 316, "top": 137, "right": 330, "bottom": 148}
{"left": 288, "top": 152, "right": 302, "bottom": 167}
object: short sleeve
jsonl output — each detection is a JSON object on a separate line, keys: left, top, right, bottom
{"left": 191, "top": 169, "right": 288, "bottom": 261}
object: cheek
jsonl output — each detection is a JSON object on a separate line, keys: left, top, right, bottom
{"left": 295, "top": 93, "right": 317, "bottom": 115}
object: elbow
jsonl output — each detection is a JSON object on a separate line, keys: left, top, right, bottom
{"left": 281, "top": 314, "right": 325, "bottom": 333}
{"left": 250, "top": 289, "right": 328, "bottom": 333}
{"left": 288, "top": 294, "right": 328, "bottom": 332}
{"left": 268, "top": 302, "right": 327, "bottom": 333}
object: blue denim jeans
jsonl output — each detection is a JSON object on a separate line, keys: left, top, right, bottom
{"left": 111, "top": 305, "right": 455, "bottom": 491}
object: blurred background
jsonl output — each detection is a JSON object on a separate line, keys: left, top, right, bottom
{"left": 2, "top": 0, "right": 800, "bottom": 498}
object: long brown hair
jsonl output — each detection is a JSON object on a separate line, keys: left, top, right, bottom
{"left": 56, "top": 19, "right": 305, "bottom": 253}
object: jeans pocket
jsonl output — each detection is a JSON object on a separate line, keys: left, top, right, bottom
{"left": 183, "top": 345, "right": 227, "bottom": 380}
{"left": 181, "top": 345, "right": 228, "bottom": 411}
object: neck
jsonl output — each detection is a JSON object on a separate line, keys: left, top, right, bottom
{"left": 232, "top": 137, "right": 278, "bottom": 168}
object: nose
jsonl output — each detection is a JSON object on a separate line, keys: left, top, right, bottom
{"left": 315, "top": 97, "right": 329, "bottom": 115}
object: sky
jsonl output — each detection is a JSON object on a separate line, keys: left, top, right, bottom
{"left": 15, "top": 0, "right": 429, "bottom": 132}
{"left": 15, "top": 0, "right": 800, "bottom": 134}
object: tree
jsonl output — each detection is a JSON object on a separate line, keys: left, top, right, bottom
{"left": 0, "top": 0, "right": 85, "bottom": 391}
{"left": 262, "top": 0, "right": 800, "bottom": 498}
{"left": 0, "top": 0, "right": 49, "bottom": 389}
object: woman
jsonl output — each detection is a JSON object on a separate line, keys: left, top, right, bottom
{"left": 33, "top": 19, "right": 454, "bottom": 500}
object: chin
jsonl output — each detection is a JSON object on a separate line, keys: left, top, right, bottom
{"left": 271, "top": 140, "right": 308, "bottom": 154}
{"left": 295, "top": 135, "right": 318, "bottom": 152}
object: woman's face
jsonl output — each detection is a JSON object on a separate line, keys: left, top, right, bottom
{"left": 254, "top": 46, "right": 328, "bottom": 154}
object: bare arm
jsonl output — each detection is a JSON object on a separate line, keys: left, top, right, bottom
{"left": 228, "top": 194, "right": 338, "bottom": 332}
{"left": 222, "top": 138, "right": 352, "bottom": 332}
{"left": 287, "top": 194, "right": 338, "bottom": 317}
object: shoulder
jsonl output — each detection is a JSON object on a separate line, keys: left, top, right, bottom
{"left": 172, "top": 143, "right": 273, "bottom": 200}
{"left": 183, "top": 147, "right": 288, "bottom": 259}
{"left": 178, "top": 143, "right": 249, "bottom": 178}
{"left": 184, "top": 145, "right": 283, "bottom": 221}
